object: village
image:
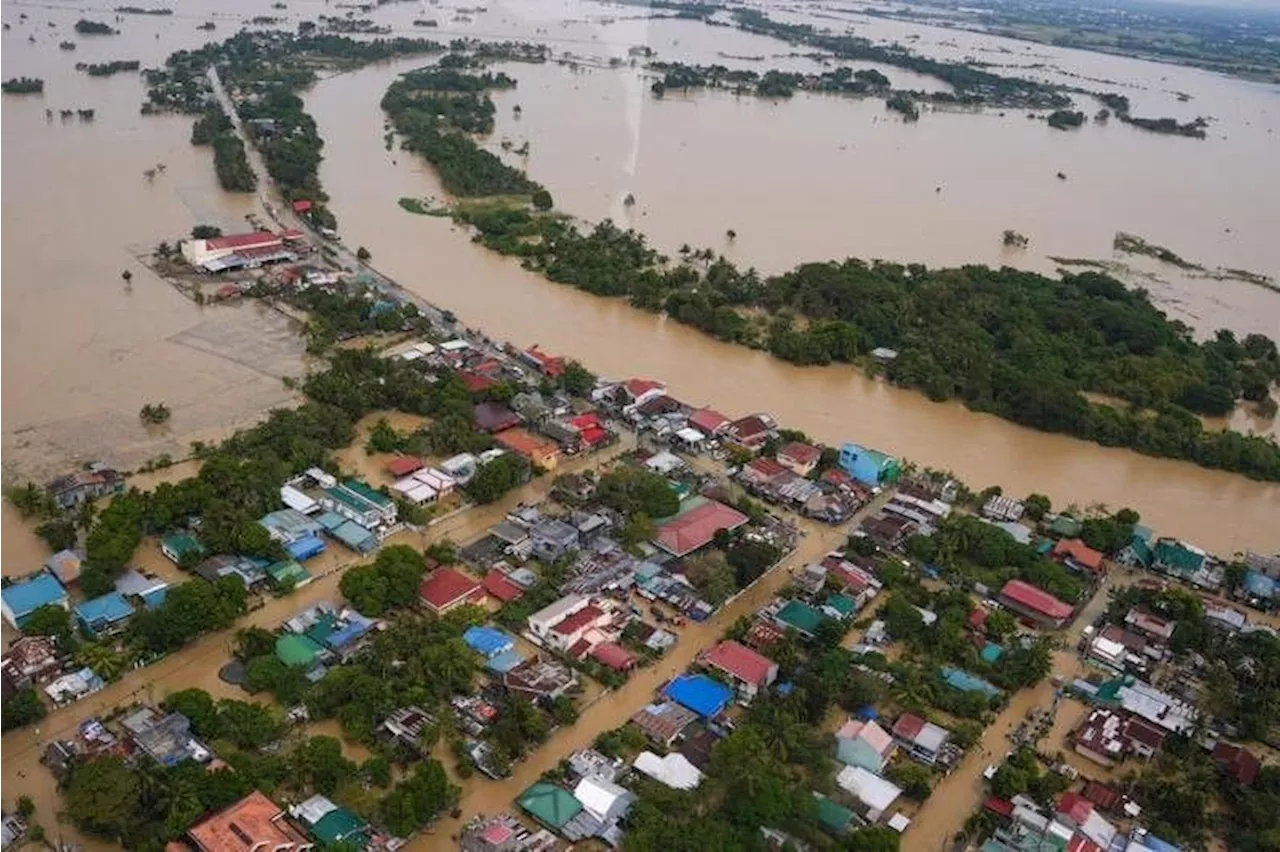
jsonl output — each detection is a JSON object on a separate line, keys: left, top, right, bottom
{"left": 3, "top": 224, "right": 1279, "bottom": 852}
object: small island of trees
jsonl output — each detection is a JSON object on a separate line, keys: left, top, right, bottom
{"left": 77, "top": 60, "right": 142, "bottom": 77}
{"left": 139, "top": 402, "right": 171, "bottom": 424}
{"left": 3, "top": 77, "right": 45, "bottom": 94}
{"left": 75, "top": 19, "right": 119, "bottom": 35}
{"left": 1046, "top": 109, "right": 1084, "bottom": 129}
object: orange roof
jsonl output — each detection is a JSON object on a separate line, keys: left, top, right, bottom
{"left": 495, "top": 427, "right": 558, "bottom": 459}
{"left": 1053, "top": 538, "right": 1105, "bottom": 573}
{"left": 187, "top": 791, "right": 307, "bottom": 852}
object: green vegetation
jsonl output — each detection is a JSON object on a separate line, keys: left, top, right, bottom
{"left": 649, "top": 62, "right": 892, "bottom": 99}
{"left": 382, "top": 66, "right": 544, "bottom": 199}
{"left": 139, "top": 402, "right": 171, "bottom": 424}
{"left": 78, "top": 60, "right": 141, "bottom": 76}
{"left": 595, "top": 465, "right": 680, "bottom": 518}
{"left": 2, "top": 77, "right": 45, "bottom": 94}
{"left": 1113, "top": 231, "right": 1202, "bottom": 271}
{"left": 1046, "top": 109, "right": 1084, "bottom": 130}
{"left": 398, "top": 196, "right": 451, "bottom": 216}
{"left": 465, "top": 453, "right": 530, "bottom": 503}
{"left": 885, "top": 91, "right": 919, "bottom": 121}
{"left": 1, "top": 688, "right": 47, "bottom": 732}
{"left": 75, "top": 19, "right": 118, "bottom": 35}
{"left": 339, "top": 545, "right": 427, "bottom": 617}
{"left": 191, "top": 224, "right": 222, "bottom": 239}
{"left": 212, "top": 131, "right": 256, "bottom": 193}
{"left": 116, "top": 5, "right": 173, "bottom": 14}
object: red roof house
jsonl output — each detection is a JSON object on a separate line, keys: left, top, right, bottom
{"left": 1057, "top": 791, "right": 1094, "bottom": 826}
{"left": 623, "top": 378, "right": 665, "bottom": 401}
{"left": 456, "top": 369, "right": 498, "bottom": 393}
{"left": 654, "top": 500, "right": 749, "bottom": 557}
{"left": 590, "top": 642, "right": 637, "bottom": 672}
{"left": 386, "top": 456, "right": 425, "bottom": 478}
{"left": 998, "top": 579, "right": 1074, "bottom": 626}
{"left": 474, "top": 402, "right": 522, "bottom": 433}
{"left": 1053, "top": 538, "right": 1106, "bottom": 575}
{"left": 204, "top": 231, "right": 281, "bottom": 252}
{"left": 419, "top": 568, "right": 483, "bottom": 615}
{"left": 1066, "top": 837, "right": 1103, "bottom": 852}
{"left": 483, "top": 569, "right": 524, "bottom": 603}
{"left": 1212, "top": 742, "right": 1261, "bottom": 785}
{"left": 983, "top": 796, "right": 1015, "bottom": 818}
{"left": 522, "top": 345, "right": 564, "bottom": 378}
{"left": 776, "top": 441, "right": 822, "bottom": 476}
{"left": 724, "top": 414, "right": 775, "bottom": 451}
{"left": 1082, "top": 781, "right": 1123, "bottom": 812}
{"left": 968, "top": 607, "right": 989, "bottom": 631}
{"left": 688, "top": 408, "right": 730, "bottom": 436}
{"left": 701, "top": 640, "right": 778, "bottom": 697}
{"left": 187, "top": 791, "right": 308, "bottom": 852}
{"left": 292, "top": 199, "right": 313, "bottom": 213}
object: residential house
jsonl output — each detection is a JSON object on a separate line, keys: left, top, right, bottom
{"left": 777, "top": 442, "right": 822, "bottom": 476}
{"left": 460, "top": 813, "right": 553, "bottom": 852}
{"left": 664, "top": 674, "right": 733, "bottom": 719}
{"left": 1055, "top": 792, "right": 1118, "bottom": 849}
{"left": 634, "top": 751, "right": 703, "bottom": 790}
{"left": 1, "top": 636, "right": 61, "bottom": 695}
{"left": 891, "top": 713, "right": 953, "bottom": 766}
{"left": 521, "top": 346, "right": 565, "bottom": 378}
{"left": 528, "top": 595, "right": 591, "bottom": 642}
{"left": 503, "top": 656, "right": 579, "bottom": 700}
{"left": 483, "top": 569, "right": 525, "bottom": 603}
{"left": 530, "top": 519, "right": 581, "bottom": 563}
{"left": 981, "top": 494, "right": 1025, "bottom": 522}
{"left": 74, "top": 593, "right": 135, "bottom": 638}
{"left": 546, "top": 603, "right": 611, "bottom": 655}
{"left": 290, "top": 795, "right": 370, "bottom": 848}
{"left": 44, "top": 549, "right": 82, "bottom": 585}
{"left": 794, "top": 563, "right": 828, "bottom": 595}
{"left": 630, "top": 701, "right": 697, "bottom": 747}
{"left": 495, "top": 428, "right": 560, "bottom": 471}
{"left": 1212, "top": 742, "right": 1261, "bottom": 785}
{"left": 47, "top": 465, "right": 123, "bottom": 509}
{"left": 590, "top": 642, "right": 637, "bottom": 672}
{"left": 386, "top": 455, "right": 425, "bottom": 479}
{"left": 1117, "top": 525, "right": 1155, "bottom": 568}
{"left": 1153, "top": 538, "right": 1219, "bottom": 587}
{"left": 700, "top": 640, "right": 778, "bottom": 701}
{"left": 1052, "top": 539, "right": 1106, "bottom": 577}
{"left": 160, "top": 532, "right": 205, "bottom": 565}
{"left": 618, "top": 378, "right": 667, "bottom": 408}
{"left": 114, "top": 568, "right": 172, "bottom": 608}
{"left": 653, "top": 500, "right": 749, "bottom": 557}
{"left": 998, "top": 579, "right": 1074, "bottom": 628}
{"left": 196, "top": 555, "right": 268, "bottom": 589}
{"left": 474, "top": 402, "right": 523, "bottom": 434}
{"left": 686, "top": 407, "right": 730, "bottom": 438}
{"left": 464, "top": 626, "right": 516, "bottom": 660}
{"left": 858, "top": 513, "right": 915, "bottom": 551}
{"left": 379, "top": 706, "right": 437, "bottom": 756}
{"left": 122, "top": 707, "right": 212, "bottom": 766}
{"left": 835, "top": 719, "right": 896, "bottom": 773}
{"left": 774, "top": 600, "right": 825, "bottom": 638}
{"left": 1124, "top": 609, "right": 1176, "bottom": 645}
{"left": 836, "top": 765, "right": 902, "bottom": 824}
{"left": 723, "top": 413, "right": 775, "bottom": 453}
{"left": 1203, "top": 599, "right": 1247, "bottom": 632}
{"left": 837, "top": 443, "right": 900, "bottom": 487}
{"left": 517, "top": 783, "right": 584, "bottom": 836}
{"left": 320, "top": 479, "right": 397, "bottom": 529}
{"left": 260, "top": 508, "right": 325, "bottom": 544}
{"left": 186, "top": 791, "right": 311, "bottom": 852}
{"left": 419, "top": 568, "right": 484, "bottom": 615}
{"left": 1, "top": 572, "right": 68, "bottom": 629}
{"left": 44, "top": 667, "right": 104, "bottom": 705}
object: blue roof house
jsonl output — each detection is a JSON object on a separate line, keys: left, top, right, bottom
{"left": 664, "top": 674, "right": 733, "bottom": 719}
{"left": 2, "top": 572, "right": 69, "bottom": 629}
{"left": 837, "top": 443, "right": 900, "bottom": 487}
{"left": 463, "top": 626, "right": 516, "bottom": 659}
{"left": 75, "top": 592, "right": 136, "bottom": 638}
{"left": 286, "top": 534, "right": 327, "bottom": 562}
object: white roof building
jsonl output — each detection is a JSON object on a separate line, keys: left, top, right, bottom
{"left": 391, "top": 478, "right": 437, "bottom": 505}
{"left": 1117, "top": 682, "right": 1197, "bottom": 734}
{"left": 527, "top": 594, "right": 589, "bottom": 639}
{"left": 836, "top": 765, "right": 902, "bottom": 823}
{"left": 633, "top": 751, "right": 703, "bottom": 790}
{"left": 573, "top": 776, "right": 635, "bottom": 825}
{"left": 281, "top": 485, "right": 319, "bottom": 515}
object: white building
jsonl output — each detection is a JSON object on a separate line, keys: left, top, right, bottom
{"left": 527, "top": 595, "right": 590, "bottom": 641}
{"left": 836, "top": 765, "right": 902, "bottom": 824}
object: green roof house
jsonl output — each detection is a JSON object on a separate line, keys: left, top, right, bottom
{"left": 160, "top": 532, "right": 204, "bottom": 565}
{"left": 311, "top": 807, "right": 368, "bottom": 846}
{"left": 517, "top": 782, "right": 583, "bottom": 830}
{"left": 1152, "top": 538, "right": 1206, "bottom": 579}
{"left": 1118, "top": 526, "right": 1154, "bottom": 568}
{"left": 822, "top": 594, "right": 856, "bottom": 620}
{"left": 1047, "top": 515, "right": 1082, "bottom": 538}
{"left": 266, "top": 560, "right": 312, "bottom": 589}
{"left": 276, "top": 633, "right": 325, "bottom": 668}
{"left": 815, "top": 795, "right": 855, "bottom": 835}
{"left": 774, "top": 600, "right": 825, "bottom": 637}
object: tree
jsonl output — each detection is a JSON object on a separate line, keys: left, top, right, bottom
{"left": 22, "top": 604, "right": 75, "bottom": 649}
{"left": 294, "top": 736, "right": 356, "bottom": 796}
{"left": 985, "top": 609, "right": 1016, "bottom": 640}
{"left": 595, "top": 466, "right": 679, "bottom": 519}
{"left": 725, "top": 539, "right": 781, "bottom": 588}
{"left": 164, "top": 688, "right": 220, "bottom": 739}
{"left": 531, "top": 188, "right": 553, "bottom": 210}
{"left": 234, "top": 626, "right": 276, "bottom": 662}
{"left": 65, "top": 756, "right": 141, "bottom": 842}
{"left": 560, "top": 360, "right": 595, "bottom": 395}
{"left": 356, "top": 246, "right": 371, "bottom": 261}
{"left": 35, "top": 517, "right": 77, "bottom": 551}
{"left": 465, "top": 454, "right": 529, "bottom": 504}
{"left": 1224, "top": 561, "right": 1248, "bottom": 595}
{"left": 139, "top": 402, "right": 172, "bottom": 424}
{"left": 682, "top": 550, "right": 737, "bottom": 604}
{"left": 191, "top": 224, "right": 222, "bottom": 239}
{"left": 218, "top": 700, "right": 285, "bottom": 750}
{"left": 888, "top": 760, "right": 935, "bottom": 799}
{"left": 1024, "top": 493, "right": 1051, "bottom": 521}
{"left": 362, "top": 755, "right": 392, "bottom": 787}
{"left": 846, "top": 826, "right": 901, "bottom": 852}
{"left": 1, "top": 688, "right": 46, "bottom": 732}
{"left": 340, "top": 545, "right": 426, "bottom": 617}
{"left": 16, "top": 796, "right": 35, "bottom": 819}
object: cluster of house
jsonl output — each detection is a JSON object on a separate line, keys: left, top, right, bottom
{"left": 269, "top": 601, "right": 381, "bottom": 683}
{"left": 181, "top": 229, "right": 309, "bottom": 275}
{"left": 982, "top": 785, "right": 1189, "bottom": 852}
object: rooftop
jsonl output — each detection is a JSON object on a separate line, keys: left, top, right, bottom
{"left": 775, "top": 599, "right": 825, "bottom": 635}
{"left": 187, "top": 791, "right": 308, "bottom": 852}
{"left": 653, "top": 500, "right": 750, "bottom": 557}
{"left": 2, "top": 572, "right": 67, "bottom": 617}
{"left": 1000, "top": 579, "right": 1073, "bottom": 620}
{"left": 517, "top": 782, "right": 583, "bottom": 830}
{"left": 664, "top": 673, "right": 733, "bottom": 719}
{"left": 701, "top": 640, "right": 776, "bottom": 687}
{"left": 419, "top": 567, "right": 481, "bottom": 610}
{"left": 631, "top": 701, "right": 698, "bottom": 742}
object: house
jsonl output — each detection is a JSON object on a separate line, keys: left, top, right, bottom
{"left": 1, "top": 573, "right": 68, "bottom": 629}
{"left": 620, "top": 378, "right": 666, "bottom": 407}
{"left": 419, "top": 567, "right": 484, "bottom": 615}
{"left": 634, "top": 751, "right": 703, "bottom": 790}
{"left": 837, "top": 443, "right": 900, "bottom": 486}
{"left": 891, "top": 713, "right": 953, "bottom": 766}
{"left": 1212, "top": 742, "right": 1261, "bottom": 785}
{"left": 181, "top": 231, "right": 293, "bottom": 272}
{"left": 122, "top": 707, "right": 211, "bottom": 766}
{"left": 44, "top": 549, "right": 82, "bottom": 585}
{"left": 276, "top": 633, "right": 326, "bottom": 670}
{"left": 504, "top": 656, "right": 578, "bottom": 700}
{"left": 328, "top": 519, "right": 377, "bottom": 553}
{"left": 530, "top": 519, "right": 581, "bottom": 562}
{"left": 1086, "top": 626, "right": 1152, "bottom": 673}
{"left": 321, "top": 480, "right": 397, "bottom": 529}
{"left": 1056, "top": 792, "right": 1118, "bottom": 849}
{"left": 1152, "top": 538, "right": 1207, "bottom": 578}
{"left": 1117, "top": 526, "right": 1156, "bottom": 568}
{"left": 290, "top": 795, "right": 370, "bottom": 848}
{"left": 483, "top": 569, "right": 525, "bottom": 603}
{"left": 74, "top": 593, "right": 135, "bottom": 638}
{"left": 1053, "top": 539, "right": 1106, "bottom": 576}
{"left": 998, "top": 579, "right": 1074, "bottom": 628}
{"left": 1, "top": 636, "right": 61, "bottom": 692}
{"left": 517, "top": 782, "right": 583, "bottom": 834}
{"left": 460, "top": 813, "right": 551, "bottom": 852}
{"left": 196, "top": 555, "right": 268, "bottom": 589}
{"left": 379, "top": 706, "right": 437, "bottom": 755}
{"left": 186, "top": 791, "right": 310, "bottom": 852}
{"left": 774, "top": 599, "right": 825, "bottom": 637}
{"left": 664, "top": 674, "right": 733, "bottom": 719}
{"left": 265, "top": 560, "right": 312, "bottom": 591}
{"left": 261, "top": 507, "right": 323, "bottom": 542}
{"left": 590, "top": 642, "right": 637, "bottom": 672}
{"left": 653, "top": 500, "right": 749, "bottom": 557}
{"left": 114, "top": 568, "right": 172, "bottom": 608}
{"left": 700, "top": 640, "right": 778, "bottom": 700}
{"left": 941, "top": 666, "right": 1001, "bottom": 697}
{"left": 687, "top": 407, "right": 730, "bottom": 437}
{"left": 1072, "top": 708, "right": 1132, "bottom": 766}
{"left": 574, "top": 775, "right": 635, "bottom": 827}
{"left": 474, "top": 402, "right": 523, "bottom": 434}
{"left": 1203, "top": 599, "right": 1247, "bottom": 632}
{"left": 724, "top": 413, "right": 775, "bottom": 452}
{"left": 630, "top": 701, "right": 697, "bottom": 746}
{"left": 1124, "top": 609, "right": 1176, "bottom": 644}
{"left": 46, "top": 466, "right": 123, "bottom": 509}
{"left": 386, "top": 455, "right": 425, "bottom": 478}
{"left": 836, "top": 765, "right": 902, "bottom": 824}
{"left": 794, "top": 562, "right": 828, "bottom": 595}
{"left": 1081, "top": 781, "right": 1123, "bottom": 813}
{"left": 160, "top": 532, "right": 204, "bottom": 565}
{"left": 835, "top": 719, "right": 896, "bottom": 773}
{"left": 567, "top": 413, "right": 612, "bottom": 451}
{"left": 981, "top": 494, "right": 1025, "bottom": 522}
{"left": 495, "top": 427, "right": 560, "bottom": 471}
{"left": 45, "top": 667, "right": 104, "bottom": 705}
{"left": 528, "top": 594, "right": 591, "bottom": 641}
{"left": 287, "top": 603, "right": 377, "bottom": 663}
{"left": 546, "top": 603, "right": 610, "bottom": 654}
{"left": 777, "top": 442, "right": 822, "bottom": 476}
{"left": 464, "top": 626, "right": 516, "bottom": 659}
{"left": 521, "top": 345, "right": 565, "bottom": 378}
{"left": 816, "top": 795, "right": 857, "bottom": 836}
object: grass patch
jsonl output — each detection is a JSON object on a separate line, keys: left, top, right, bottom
{"left": 397, "top": 196, "right": 452, "bottom": 217}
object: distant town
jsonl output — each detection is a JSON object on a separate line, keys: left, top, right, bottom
{"left": 3, "top": 216, "right": 1279, "bottom": 852}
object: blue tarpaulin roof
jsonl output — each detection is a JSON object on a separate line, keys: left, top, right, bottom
{"left": 2, "top": 572, "right": 67, "bottom": 620}
{"left": 75, "top": 592, "right": 135, "bottom": 632}
{"left": 941, "top": 665, "right": 1002, "bottom": 697}
{"left": 664, "top": 674, "right": 733, "bottom": 718}
{"left": 463, "top": 626, "right": 515, "bottom": 658}
{"left": 1244, "top": 570, "right": 1277, "bottom": 600}
{"left": 486, "top": 648, "right": 526, "bottom": 674}
{"left": 981, "top": 642, "right": 1005, "bottom": 663}
{"left": 327, "top": 613, "right": 374, "bottom": 649}
{"left": 286, "top": 534, "right": 327, "bottom": 561}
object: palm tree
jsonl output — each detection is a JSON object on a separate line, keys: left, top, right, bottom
{"left": 76, "top": 643, "right": 126, "bottom": 681}
{"left": 74, "top": 499, "right": 97, "bottom": 533}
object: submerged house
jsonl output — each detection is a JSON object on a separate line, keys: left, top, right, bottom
{"left": 837, "top": 443, "right": 899, "bottom": 487}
